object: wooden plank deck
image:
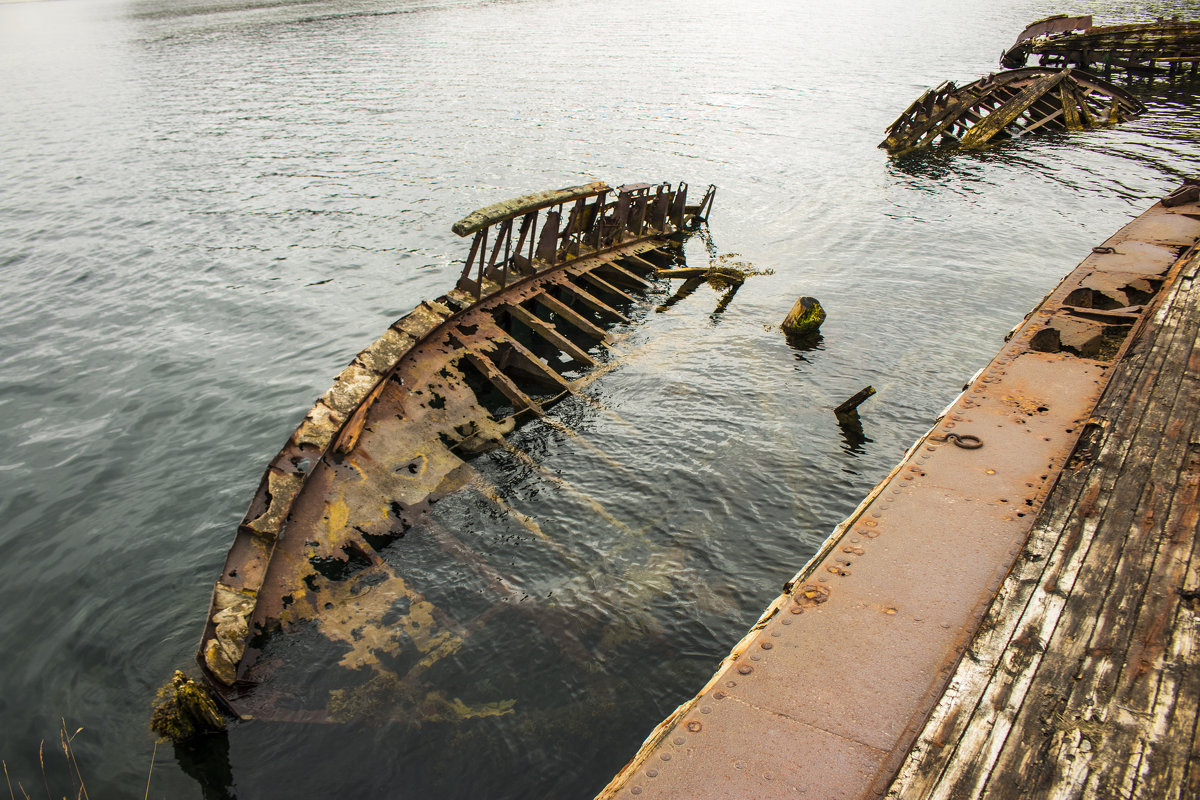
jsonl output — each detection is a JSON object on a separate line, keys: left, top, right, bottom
{"left": 889, "top": 238, "right": 1200, "bottom": 798}
{"left": 595, "top": 186, "right": 1200, "bottom": 800}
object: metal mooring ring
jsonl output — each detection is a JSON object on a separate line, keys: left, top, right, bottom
{"left": 943, "top": 433, "right": 983, "bottom": 449}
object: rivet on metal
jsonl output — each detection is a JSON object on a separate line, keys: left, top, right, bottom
{"left": 686, "top": 721, "right": 702, "bottom": 733}
{"left": 662, "top": 752, "right": 673, "bottom": 760}
{"left": 761, "top": 641, "right": 774, "bottom": 650}
{"left": 738, "top": 665, "right": 753, "bottom": 675}
{"left": 713, "top": 691, "right": 727, "bottom": 700}
{"left": 701, "top": 706, "right": 712, "bottom": 714}
{"left": 672, "top": 738, "right": 684, "bottom": 746}
{"left": 725, "top": 680, "right": 737, "bottom": 688}
{"left": 750, "top": 653, "right": 762, "bottom": 661}
{"left": 647, "top": 769, "right": 658, "bottom": 778}
{"left": 631, "top": 788, "right": 642, "bottom": 796}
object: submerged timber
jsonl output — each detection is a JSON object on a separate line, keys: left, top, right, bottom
{"left": 197, "top": 181, "right": 715, "bottom": 719}
{"left": 597, "top": 182, "right": 1200, "bottom": 799}
{"left": 1002, "top": 14, "right": 1200, "bottom": 80}
{"left": 881, "top": 67, "right": 1143, "bottom": 156}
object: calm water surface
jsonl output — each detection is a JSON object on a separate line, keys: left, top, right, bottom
{"left": 2, "top": 0, "right": 1199, "bottom": 796}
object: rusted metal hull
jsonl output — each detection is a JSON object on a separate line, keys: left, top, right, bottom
{"left": 881, "top": 67, "right": 1144, "bottom": 156}
{"left": 1002, "top": 15, "right": 1200, "bottom": 80}
{"left": 197, "top": 181, "right": 715, "bottom": 719}
{"left": 594, "top": 183, "right": 1200, "bottom": 799}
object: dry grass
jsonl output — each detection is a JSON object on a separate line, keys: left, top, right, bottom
{"left": 3, "top": 720, "right": 156, "bottom": 800}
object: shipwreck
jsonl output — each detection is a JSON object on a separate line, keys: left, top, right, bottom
{"left": 196, "top": 181, "right": 715, "bottom": 721}
{"left": 881, "top": 66, "right": 1144, "bottom": 156}
{"left": 1001, "top": 14, "right": 1200, "bottom": 80}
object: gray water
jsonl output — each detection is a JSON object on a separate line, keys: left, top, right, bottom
{"left": 2, "top": 0, "right": 1199, "bottom": 796}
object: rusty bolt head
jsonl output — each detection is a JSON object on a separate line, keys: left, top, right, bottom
{"left": 687, "top": 721, "right": 702, "bottom": 733}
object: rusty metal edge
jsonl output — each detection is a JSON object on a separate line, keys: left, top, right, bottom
{"left": 194, "top": 192, "right": 697, "bottom": 700}
{"left": 593, "top": 187, "right": 1200, "bottom": 799}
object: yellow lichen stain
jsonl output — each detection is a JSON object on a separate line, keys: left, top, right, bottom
{"left": 327, "top": 671, "right": 515, "bottom": 726}
{"left": 313, "top": 568, "right": 463, "bottom": 671}
{"left": 326, "top": 498, "right": 350, "bottom": 537}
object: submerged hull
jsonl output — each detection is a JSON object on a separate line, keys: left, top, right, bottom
{"left": 198, "top": 181, "right": 715, "bottom": 720}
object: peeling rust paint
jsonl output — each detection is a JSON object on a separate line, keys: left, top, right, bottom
{"left": 195, "top": 181, "right": 716, "bottom": 722}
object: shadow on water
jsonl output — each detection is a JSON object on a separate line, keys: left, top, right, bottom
{"left": 784, "top": 331, "right": 823, "bottom": 359}
{"left": 835, "top": 412, "right": 874, "bottom": 457}
{"left": 174, "top": 733, "right": 236, "bottom": 800}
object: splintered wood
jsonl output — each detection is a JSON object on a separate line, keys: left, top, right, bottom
{"left": 881, "top": 67, "right": 1144, "bottom": 156}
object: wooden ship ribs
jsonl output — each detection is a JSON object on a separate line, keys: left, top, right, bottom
{"left": 197, "top": 180, "right": 716, "bottom": 719}
{"left": 881, "top": 67, "right": 1144, "bottom": 156}
{"left": 1001, "top": 14, "right": 1200, "bottom": 80}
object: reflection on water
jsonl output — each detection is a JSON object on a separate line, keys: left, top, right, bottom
{"left": 2, "top": 0, "right": 1200, "bottom": 796}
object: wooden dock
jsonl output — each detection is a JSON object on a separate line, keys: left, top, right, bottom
{"left": 890, "top": 216, "right": 1200, "bottom": 798}
{"left": 596, "top": 184, "right": 1200, "bottom": 799}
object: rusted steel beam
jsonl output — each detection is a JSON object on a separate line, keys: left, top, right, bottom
{"left": 532, "top": 291, "right": 612, "bottom": 342}
{"left": 503, "top": 303, "right": 598, "bottom": 367}
{"left": 194, "top": 182, "right": 711, "bottom": 721}
{"left": 594, "top": 181, "right": 1200, "bottom": 800}
{"left": 554, "top": 278, "right": 631, "bottom": 323}
{"left": 881, "top": 67, "right": 1143, "bottom": 156}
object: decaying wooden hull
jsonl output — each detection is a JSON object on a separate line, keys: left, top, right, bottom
{"left": 1001, "top": 14, "right": 1200, "bottom": 80}
{"left": 197, "top": 181, "right": 716, "bottom": 720}
{"left": 881, "top": 67, "right": 1145, "bottom": 156}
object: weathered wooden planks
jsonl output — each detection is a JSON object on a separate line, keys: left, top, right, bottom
{"left": 881, "top": 68, "right": 1144, "bottom": 156}
{"left": 595, "top": 184, "right": 1200, "bottom": 800}
{"left": 1002, "top": 16, "right": 1200, "bottom": 82}
{"left": 888, "top": 235, "right": 1200, "bottom": 797}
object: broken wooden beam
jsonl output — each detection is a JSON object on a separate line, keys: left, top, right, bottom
{"left": 881, "top": 67, "right": 1144, "bottom": 156}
